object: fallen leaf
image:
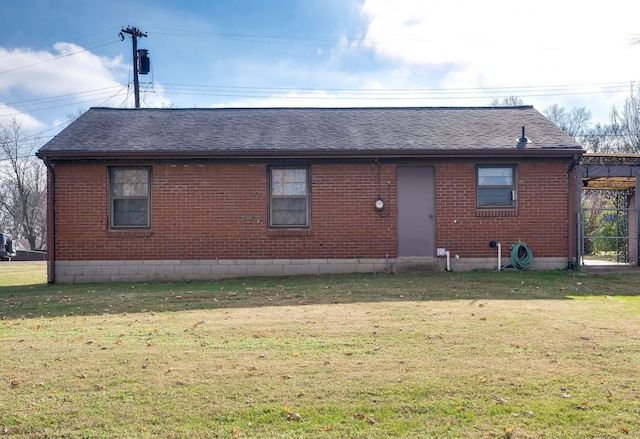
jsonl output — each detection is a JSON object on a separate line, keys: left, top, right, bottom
{"left": 576, "top": 401, "right": 590, "bottom": 410}
{"left": 286, "top": 412, "right": 303, "bottom": 421}
{"left": 365, "top": 416, "right": 376, "bottom": 424}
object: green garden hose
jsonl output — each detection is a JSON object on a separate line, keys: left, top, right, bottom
{"left": 510, "top": 242, "right": 533, "bottom": 270}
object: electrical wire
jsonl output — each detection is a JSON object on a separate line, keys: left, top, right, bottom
{"left": 0, "top": 41, "right": 120, "bottom": 75}
{"left": 3, "top": 85, "right": 125, "bottom": 108}
{"left": 1, "top": 26, "right": 638, "bottom": 123}
{"left": 1, "top": 88, "right": 130, "bottom": 117}
{"left": 151, "top": 81, "right": 636, "bottom": 101}
{"left": 146, "top": 27, "right": 362, "bottom": 48}
{"left": 3, "top": 80, "right": 634, "bottom": 121}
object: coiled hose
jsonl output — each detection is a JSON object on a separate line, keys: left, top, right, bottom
{"left": 510, "top": 242, "right": 533, "bottom": 270}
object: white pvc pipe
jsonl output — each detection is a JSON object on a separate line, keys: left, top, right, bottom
{"left": 446, "top": 251, "right": 451, "bottom": 271}
{"left": 497, "top": 243, "right": 502, "bottom": 271}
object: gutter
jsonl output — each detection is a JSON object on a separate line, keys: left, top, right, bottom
{"left": 43, "top": 160, "right": 55, "bottom": 283}
{"left": 37, "top": 147, "right": 585, "bottom": 162}
{"left": 567, "top": 154, "right": 580, "bottom": 270}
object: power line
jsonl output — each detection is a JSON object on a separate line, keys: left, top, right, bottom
{"left": 2, "top": 79, "right": 636, "bottom": 120}
{"left": 1, "top": 86, "right": 130, "bottom": 117}
{"left": 146, "top": 26, "right": 359, "bottom": 48}
{"left": 0, "top": 41, "right": 119, "bottom": 75}
{"left": 2, "top": 85, "right": 125, "bottom": 107}
{"left": 150, "top": 81, "right": 637, "bottom": 100}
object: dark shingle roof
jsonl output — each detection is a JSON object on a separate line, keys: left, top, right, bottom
{"left": 37, "top": 106, "right": 583, "bottom": 160}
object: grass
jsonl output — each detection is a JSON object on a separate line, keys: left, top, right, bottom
{"left": 0, "top": 261, "right": 47, "bottom": 287}
{"left": 1, "top": 262, "right": 640, "bottom": 438}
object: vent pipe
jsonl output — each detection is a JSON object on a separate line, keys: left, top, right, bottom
{"left": 517, "top": 126, "right": 530, "bottom": 148}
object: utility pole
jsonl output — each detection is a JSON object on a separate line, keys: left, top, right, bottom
{"left": 119, "top": 26, "right": 147, "bottom": 108}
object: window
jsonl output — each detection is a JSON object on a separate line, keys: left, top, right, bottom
{"left": 269, "top": 167, "right": 310, "bottom": 227}
{"left": 109, "top": 167, "right": 151, "bottom": 228}
{"left": 476, "top": 166, "right": 515, "bottom": 208}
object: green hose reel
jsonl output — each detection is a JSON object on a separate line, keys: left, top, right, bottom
{"left": 510, "top": 242, "right": 533, "bottom": 270}
{"left": 495, "top": 241, "right": 533, "bottom": 271}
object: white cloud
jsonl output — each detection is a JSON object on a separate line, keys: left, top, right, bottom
{"left": 0, "top": 103, "right": 44, "bottom": 132}
{"left": 0, "top": 43, "right": 127, "bottom": 96}
{"left": 0, "top": 43, "right": 129, "bottom": 134}
{"left": 360, "top": 0, "right": 640, "bottom": 121}
{"left": 211, "top": 90, "right": 358, "bottom": 108}
{"left": 0, "top": 42, "right": 176, "bottom": 135}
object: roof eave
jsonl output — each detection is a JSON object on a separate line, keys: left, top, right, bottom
{"left": 37, "top": 148, "right": 584, "bottom": 162}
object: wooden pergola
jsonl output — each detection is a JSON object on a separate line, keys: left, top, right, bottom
{"left": 576, "top": 154, "right": 640, "bottom": 266}
{"left": 579, "top": 154, "right": 640, "bottom": 190}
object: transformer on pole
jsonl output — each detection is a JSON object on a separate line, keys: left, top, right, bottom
{"left": 119, "top": 26, "right": 148, "bottom": 108}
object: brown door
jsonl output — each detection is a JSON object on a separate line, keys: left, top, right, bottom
{"left": 397, "top": 166, "right": 436, "bottom": 257}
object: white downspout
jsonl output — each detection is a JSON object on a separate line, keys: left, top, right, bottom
{"left": 497, "top": 243, "right": 502, "bottom": 271}
{"left": 445, "top": 251, "right": 451, "bottom": 272}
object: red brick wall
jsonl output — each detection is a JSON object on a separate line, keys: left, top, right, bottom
{"left": 52, "top": 162, "right": 396, "bottom": 261}
{"left": 51, "top": 160, "right": 570, "bottom": 262}
{"left": 435, "top": 161, "right": 570, "bottom": 258}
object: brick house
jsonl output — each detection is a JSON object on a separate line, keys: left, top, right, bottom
{"left": 37, "top": 106, "right": 583, "bottom": 283}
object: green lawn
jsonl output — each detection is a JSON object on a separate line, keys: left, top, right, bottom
{"left": 1, "top": 263, "right": 639, "bottom": 438}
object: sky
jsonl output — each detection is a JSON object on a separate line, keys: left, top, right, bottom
{"left": 1, "top": 0, "right": 640, "bottom": 146}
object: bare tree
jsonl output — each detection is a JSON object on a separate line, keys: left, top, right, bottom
{"left": 610, "top": 83, "right": 640, "bottom": 152}
{"left": 581, "top": 123, "right": 623, "bottom": 153}
{"left": 489, "top": 96, "right": 525, "bottom": 106}
{"left": 543, "top": 104, "right": 592, "bottom": 140}
{"left": 0, "top": 117, "right": 47, "bottom": 250}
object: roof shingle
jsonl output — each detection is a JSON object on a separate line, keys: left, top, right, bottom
{"left": 37, "top": 106, "right": 583, "bottom": 159}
